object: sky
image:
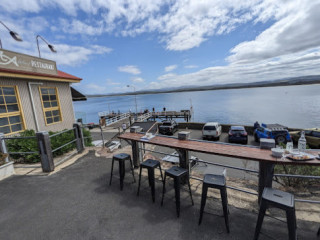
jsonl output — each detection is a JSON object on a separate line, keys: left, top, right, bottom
{"left": 0, "top": 0, "right": 320, "bottom": 94}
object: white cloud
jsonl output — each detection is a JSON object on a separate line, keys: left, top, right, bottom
{"left": 41, "top": 44, "right": 112, "bottom": 66}
{"left": 0, "top": 13, "right": 112, "bottom": 67}
{"left": 157, "top": 73, "right": 177, "bottom": 81}
{"left": 227, "top": 1, "right": 320, "bottom": 64}
{"left": 184, "top": 65, "right": 198, "bottom": 69}
{"left": 58, "top": 18, "right": 105, "bottom": 36}
{"left": 131, "top": 77, "right": 144, "bottom": 83}
{"left": 118, "top": 65, "right": 141, "bottom": 75}
{"left": 0, "top": 0, "right": 42, "bottom": 13}
{"left": 0, "top": 0, "right": 267, "bottom": 51}
{"left": 1, "top": 0, "right": 320, "bottom": 95}
{"left": 84, "top": 83, "right": 107, "bottom": 94}
{"left": 149, "top": 48, "right": 320, "bottom": 90}
{"left": 164, "top": 65, "right": 177, "bottom": 72}
{"left": 1, "top": 0, "right": 318, "bottom": 55}
{"left": 106, "top": 79, "right": 121, "bottom": 85}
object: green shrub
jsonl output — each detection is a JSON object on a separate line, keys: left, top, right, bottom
{"left": 6, "top": 129, "right": 38, "bottom": 163}
{"left": 49, "top": 129, "right": 76, "bottom": 158}
{"left": 275, "top": 165, "right": 320, "bottom": 187}
{"left": 6, "top": 128, "right": 92, "bottom": 164}
{"left": 0, "top": 152, "right": 8, "bottom": 166}
{"left": 83, "top": 128, "right": 93, "bottom": 147}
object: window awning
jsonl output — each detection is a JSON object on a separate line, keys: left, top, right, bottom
{"left": 71, "top": 87, "right": 87, "bottom": 101}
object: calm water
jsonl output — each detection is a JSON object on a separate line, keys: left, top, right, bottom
{"left": 73, "top": 84, "right": 320, "bottom": 128}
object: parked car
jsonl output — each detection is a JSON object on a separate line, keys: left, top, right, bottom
{"left": 254, "top": 123, "right": 291, "bottom": 144}
{"left": 158, "top": 120, "right": 178, "bottom": 135}
{"left": 202, "top": 122, "right": 222, "bottom": 140}
{"left": 290, "top": 128, "right": 320, "bottom": 149}
{"left": 228, "top": 126, "right": 248, "bottom": 144}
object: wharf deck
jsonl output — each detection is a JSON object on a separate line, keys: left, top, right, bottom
{"left": 149, "top": 110, "right": 191, "bottom": 121}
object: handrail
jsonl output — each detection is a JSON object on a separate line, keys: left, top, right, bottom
{"left": 8, "top": 151, "right": 39, "bottom": 154}
{"left": 137, "top": 112, "right": 152, "bottom": 121}
{"left": 49, "top": 128, "right": 75, "bottom": 138}
{"left": 190, "top": 176, "right": 259, "bottom": 196}
{"left": 3, "top": 136, "right": 36, "bottom": 140}
{"left": 105, "top": 112, "right": 131, "bottom": 126}
{"left": 52, "top": 139, "right": 77, "bottom": 153}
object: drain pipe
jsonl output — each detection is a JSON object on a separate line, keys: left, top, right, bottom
{"left": 28, "top": 82, "right": 43, "bottom": 132}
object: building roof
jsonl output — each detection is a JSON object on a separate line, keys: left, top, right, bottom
{"left": 71, "top": 87, "right": 87, "bottom": 101}
{"left": 0, "top": 67, "right": 82, "bottom": 83}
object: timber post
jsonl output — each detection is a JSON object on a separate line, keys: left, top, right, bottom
{"left": 176, "top": 148, "right": 190, "bottom": 183}
{"left": 132, "top": 140, "right": 141, "bottom": 168}
{"left": 73, "top": 123, "right": 84, "bottom": 153}
{"left": 36, "top": 131, "right": 54, "bottom": 172}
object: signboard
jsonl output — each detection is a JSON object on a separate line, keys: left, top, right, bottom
{"left": 0, "top": 49, "right": 58, "bottom": 75}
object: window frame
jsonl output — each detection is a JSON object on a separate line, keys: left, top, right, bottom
{"left": 0, "top": 85, "right": 26, "bottom": 135}
{"left": 39, "top": 86, "right": 63, "bottom": 126}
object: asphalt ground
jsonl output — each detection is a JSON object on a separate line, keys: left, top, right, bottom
{"left": 0, "top": 150, "right": 318, "bottom": 240}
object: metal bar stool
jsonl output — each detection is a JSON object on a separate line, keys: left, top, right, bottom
{"left": 109, "top": 153, "right": 136, "bottom": 190}
{"left": 254, "top": 187, "right": 297, "bottom": 240}
{"left": 198, "top": 174, "right": 230, "bottom": 233}
{"left": 137, "top": 159, "right": 164, "bottom": 202}
{"left": 161, "top": 166, "right": 194, "bottom": 217}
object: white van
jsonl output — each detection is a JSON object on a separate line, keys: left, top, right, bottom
{"left": 202, "top": 122, "right": 222, "bottom": 140}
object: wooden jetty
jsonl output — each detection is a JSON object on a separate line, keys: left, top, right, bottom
{"left": 98, "top": 109, "right": 192, "bottom": 125}
{"left": 149, "top": 110, "right": 191, "bottom": 122}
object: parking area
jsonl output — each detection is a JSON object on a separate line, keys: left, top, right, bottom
{"left": 137, "top": 129, "right": 261, "bottom": 181}
{"left": 169, "top": 129, "right": 259, "bottom": 147}
{"left": 89, "top": 126, "right": 259, "bottom": 147}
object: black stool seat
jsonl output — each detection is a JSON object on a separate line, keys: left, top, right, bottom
{"left": 109, "top": 153, "right": 135, "bottom": 190}
{"left": 161, "top": 166, "right": 193, "bottom": 217}
{"left": 199, "top": 173, "right": 230, "bottom": 233}
{"left": 113, "top": 153, "right": 131, "bottom": 161}
{"left": 140, "top": 159, "right": 160, "bottom": 168}
{"left": 166, "top": 166, "right": 188, "bottom": 177}
{"left": 254, "top": 188, "right": 296, "bottom": 240}
{"left": 262, "top": 188, "right": 294, "bottom": 208}
{"left": 203, "top": 174, "right": 225, "bottom": 187}
{"left": 137, "top": 159, "right": 164, "bottom": 202}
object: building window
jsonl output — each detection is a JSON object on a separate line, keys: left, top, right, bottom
{"left": 0, "top": 86, "right": 25, "bottom": 135}
{"left": 39, "top": 87, "right": 62, "bottom": 125}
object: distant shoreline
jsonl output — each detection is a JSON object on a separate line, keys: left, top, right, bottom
{"left": 86, "top": 75, "right": 320, "bottom": 98}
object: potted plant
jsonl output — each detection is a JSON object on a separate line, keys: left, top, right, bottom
{"left": 0, "top": 152, "right": 14, "bottom": 181}
{"left": 0, "top": 152, "right": 8, "bottom": 166}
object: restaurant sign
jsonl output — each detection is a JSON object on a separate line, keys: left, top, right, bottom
{"left": 0, "top": 49, "right": 57, "bottom": 75}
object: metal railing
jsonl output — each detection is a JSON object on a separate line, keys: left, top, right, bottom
{"left": 137, "top": 144, "right": 320, "bottom": 205}
{"left": 49, "top": 128, "right": 77, "bottom": 154}
{"left": 106, "top": 112, "right": 131, "bottom": 126}
{"left": 49, "top": 128, "right": 74, "bottom": 138}
{"left": 0, "top": 123, "right": 85, "bottom": 172}
{"left": 137, "top": 112, "right": 152, "bottom": 121}
{"left": 98, "top": 112, "right": 132, "bottom": 127}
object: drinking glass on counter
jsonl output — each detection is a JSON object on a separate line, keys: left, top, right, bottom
{"left": 286, "top": 142, "right": 293, "bottom": 153}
